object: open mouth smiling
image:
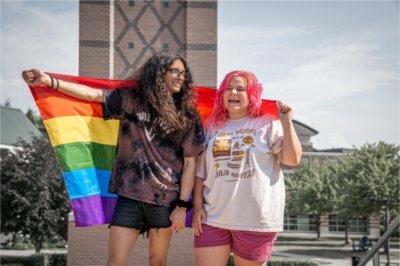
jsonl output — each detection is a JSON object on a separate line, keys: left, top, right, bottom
{"left": 228, "top": 99, "right": 240, "bottom": 103}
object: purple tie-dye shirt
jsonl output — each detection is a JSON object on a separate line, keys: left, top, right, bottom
{"left": 103, "top": 88, "right": 205, "bottom": 206}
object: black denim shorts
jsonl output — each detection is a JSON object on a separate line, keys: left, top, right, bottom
{"left": 110, "top": 195, "right": 172, "bottom": 234}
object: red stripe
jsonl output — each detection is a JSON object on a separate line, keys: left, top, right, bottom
{"left": 29, "top": 74, "right": 277, "bottom": 121}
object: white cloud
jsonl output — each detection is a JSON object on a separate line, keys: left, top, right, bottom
{"left": 313, "top": 132, "right": 352, "bottom": 150}
{"left": 1, "top": 1, "right": 78, "bottom": 112}
{"left": 268, "top": 42, "right": 395, "bottom": 113}
{"left": 218, "top": 24, "right": 398, "bottom": 148}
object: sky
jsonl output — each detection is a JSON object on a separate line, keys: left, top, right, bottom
{"left": 1, "top": 0, "right": 399, "bottom": 149}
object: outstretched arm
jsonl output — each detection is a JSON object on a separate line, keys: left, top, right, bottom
{"left": 22, "top": 68, "right": 105, "bottom": 102}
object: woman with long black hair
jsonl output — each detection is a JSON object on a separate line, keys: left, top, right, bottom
{"left": 22, "top": 51, "right": 205, "bottom": 266}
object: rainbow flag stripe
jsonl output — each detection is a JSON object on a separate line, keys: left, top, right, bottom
{"left": 28, "top": 73, "right": 277, "bottom": 227}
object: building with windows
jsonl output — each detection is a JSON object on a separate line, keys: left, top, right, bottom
{"left": 281, "top": 122, "right": 380, "bottom": 239}
{"left": 0, "top": 106, "right": 41, "bottom": 150}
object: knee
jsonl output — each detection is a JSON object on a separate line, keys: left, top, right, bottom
{"left": 149, "top": 253, "right": 167, "bottom": 266}
{"left": 107, "top": 257, "right": 126, "bottom": 266}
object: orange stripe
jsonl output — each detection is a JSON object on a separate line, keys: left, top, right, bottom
{"left": 29, "top": 74, "right": 137, "bottom": 120}
{"left": 34, "top": 89, "right": 104, "bottom": 120}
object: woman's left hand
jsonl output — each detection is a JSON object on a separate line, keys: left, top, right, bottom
{"left": 169, "top": 207, "right": 187, "bottom": 233}
{"left": 277, "top": 101, "right": 294, "bottom": 121}
{"left": 192, "top": 207, "right": 207, "bottom": 237}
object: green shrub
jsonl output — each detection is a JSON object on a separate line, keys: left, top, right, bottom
{"left": 48, "top": 253, "right": 67, "bottom": 266}
{"left": 267, "top": 262, "right": 319, "bottom": 266}
{"left": 0, "top": 254, "right": 44, "bottom": 266}
{"left": 226, "top": 255, "right": 318, "bottom": 266}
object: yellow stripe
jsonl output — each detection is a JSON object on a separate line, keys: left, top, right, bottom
{"left": 44, "top": 116, "right": 120, "bottom": 146}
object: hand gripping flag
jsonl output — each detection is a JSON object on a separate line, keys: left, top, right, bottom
{"left": 28, "top": 73, "right": 278, "bottom": 227}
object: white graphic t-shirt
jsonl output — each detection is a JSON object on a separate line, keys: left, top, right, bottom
{"left": 196, "top": 115, "right": 285, "bottom": 232}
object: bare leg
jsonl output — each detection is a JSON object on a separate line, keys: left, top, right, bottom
{"left": 233, "top": 254, "right": 266, "bottom": 266}
{"left": 195, "top": 245, "right": 231, "bottom": 266}
{"left": 107, "top": 226, "right": 140, "bottom": 266}
{"left": 148, "top": 228, "right": 173, "bottom": 266}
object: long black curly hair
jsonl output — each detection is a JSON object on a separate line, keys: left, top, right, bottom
{"left": 134, "top": 51, "right": 197, "bottom": 141}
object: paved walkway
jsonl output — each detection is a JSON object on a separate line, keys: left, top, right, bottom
{"left": 272, "top": 235, "right": 400, "bottom": 265}
{"left": 0, "top": 237, "right": 398, "bottom": 265}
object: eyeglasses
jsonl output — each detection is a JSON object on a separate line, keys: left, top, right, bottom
{"left": 167, "top": 68, "right": 189, "bottom": 80}
{"left": 226, "top": 86, "right": 247, "bottom": 93}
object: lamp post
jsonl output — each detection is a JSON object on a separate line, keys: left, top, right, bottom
{"left": 369, "top": 195, "right": 391, "bottom": 266}
{"left": 382, "top": 196, "right": 390, "bottom": 266}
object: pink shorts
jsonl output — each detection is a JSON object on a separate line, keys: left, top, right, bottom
{"left": 194, "top": 223, "right": 277, "bottom": 262}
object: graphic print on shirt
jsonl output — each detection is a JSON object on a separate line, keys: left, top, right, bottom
{"left": 136, "top": 111, "right": 176, "bottom": 142}
{"left": 212, "top": 139, "right": 232, "bottom": 157}
{"left": 211, "top": 128, "right": 257, "bottom": 182}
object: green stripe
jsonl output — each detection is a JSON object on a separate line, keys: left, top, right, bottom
{"left": 54, "top": 142, "right": 117, "bottom": 172}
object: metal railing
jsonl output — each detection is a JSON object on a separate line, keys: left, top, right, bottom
{"left": 353, "top": 216, "right": 399, "bottom": 266}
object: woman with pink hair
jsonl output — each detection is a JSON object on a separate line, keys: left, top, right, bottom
{"left": 192, "top": 70, "right": 302, "bottom": 266}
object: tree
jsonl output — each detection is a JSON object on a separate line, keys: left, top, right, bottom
{"left": 286, "top": 159, "right": 340, "bottom": 239}
{"left": 1, "top": 136, "right": 69, "bottom": 252}
{"left": 334, "top": 142, "right": 400, "bottom": 244}
{"left": 26, "top": 108, "right": 46, "bottom": 135}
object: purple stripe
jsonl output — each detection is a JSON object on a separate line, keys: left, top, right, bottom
{"left": 185, "top": 210, "right": 193, "bottom": 228}
{"left": 102, "top": 197, "right": 117, "bottom": 224}
{"left": 70, "top": 195, "right": 117, "bottom": 226}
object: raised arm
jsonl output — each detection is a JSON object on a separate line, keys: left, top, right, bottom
{"left": 22, "top": 68, "right": 105, "bottom": 102}
{"left": 275, "top": 102, "right": 302, "bottom": 166}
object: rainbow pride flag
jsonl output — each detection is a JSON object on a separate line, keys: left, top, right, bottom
{"left": 28, "top": 73, "right": 278, "bottom": 227}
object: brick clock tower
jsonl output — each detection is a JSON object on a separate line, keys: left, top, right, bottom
{"left": 68, "top": 1, "right": 217, "bottom": 265}
{"left": 79, "top": 0, "right": 217, "bottom": 87}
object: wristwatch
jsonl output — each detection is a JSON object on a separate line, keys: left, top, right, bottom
{"left": 170, "top": 198, "right": 193, "bottom": 211}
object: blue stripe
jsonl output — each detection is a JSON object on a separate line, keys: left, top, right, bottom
{"left": 63, "top": 168, "right": 117, "bottom": 199}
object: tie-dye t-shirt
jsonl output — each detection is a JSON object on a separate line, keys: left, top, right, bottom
{"left": 103, "top": 88, "right": 205, "bottom": 206}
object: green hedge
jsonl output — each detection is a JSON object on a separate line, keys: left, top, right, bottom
{"left": 267, "top": 262, "right": 318, "bottom": 266}
{"left": 48, "top": 254, "right": 67, "bottom": 266}
{"left": 0, "top": 254, "right": 44, "bottom": 266}
{"left": 0, "top": 254, "right": 67, "bottom": 266}
{"left": 226, "top": 256, "right": 318, "bottom": 266}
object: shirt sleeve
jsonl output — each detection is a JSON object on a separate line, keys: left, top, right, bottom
{"left": 181, "top": 112, "right": 206, "bottom": 158}
{"left": 195, "top": 151, "right": 207, "bottom": 179}
{"left": 102, "top": 89, "right": 125, "bottom": 120}
{"left": 268, "top": 119, "right": 284, "bottom": 154}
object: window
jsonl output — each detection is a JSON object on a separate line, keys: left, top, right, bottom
{"left": 128, "top": 42, "right": 135, "bottom": 49}
{"left": 284, "top": 214, "right": 317, "bottom": 231}
{"left": 163, "top": 43, "right": 169, "bottom": 50}
{"left": 129, "top": 1, "right": 135, "bottom": 7}
{"left": 329, "top": 215, "right": 368, "bottom": 233}
{"left": 163, "top": 1, "right": 169, "bottom": 8}
{"left": 284, "top": 214, "right": 298, "bottom": 230}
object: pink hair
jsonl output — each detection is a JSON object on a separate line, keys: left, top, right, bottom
{"left": 206, "top": 70, "right": 263, "bottom": 131}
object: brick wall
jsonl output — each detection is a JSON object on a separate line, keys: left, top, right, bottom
{"left": 79, "top": 1, "right": 110, "bottom": 78}
{"left": 67, "top": 220, "right": 195, "bottom": 265}
{"left": 79, "top": 0, "right": 217, "bottom": 86}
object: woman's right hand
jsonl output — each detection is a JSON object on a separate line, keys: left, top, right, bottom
{"left": 192, "top": 206, "right": 207, "bottom": 237}
{"left": 21, "top": 69, "right": 50, "bottom": 87}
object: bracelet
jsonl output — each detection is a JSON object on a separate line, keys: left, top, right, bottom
{"left": 49, "top": 76, "right": 54, "bottom": 89}
{"left": 55, "top": 78, "right": 59, "bottom": 90}
{"left": 48, "top": 76, "right": 59, "bottom": 91}
{"left": 170, "top": 198, "right": 193, "bottom": 211}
